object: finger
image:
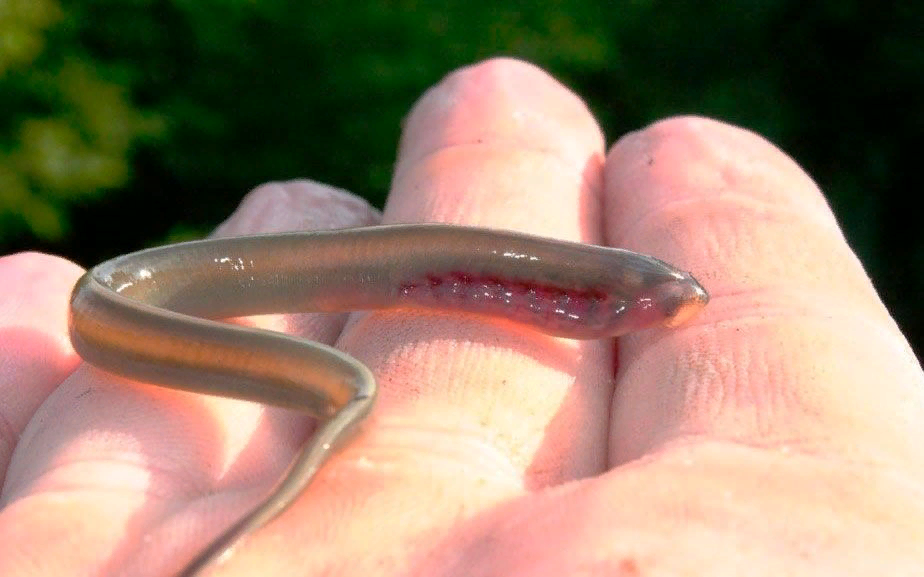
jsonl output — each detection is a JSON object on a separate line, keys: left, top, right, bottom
{"left": 1, "top": 181, "right": 381, "bottom": 577}
{"left": 0, "top": 255, "right": 113, "bottom": 577}
{"left": 0, "top": 253, "right": 82, "bottom": 480}
{"left": 377, "top": 57, "right": 609, "bottom": 481}
{"left": 214, "top": 179, "right": 381, "bottom": 236}
{"left": 227, "top": 58, "right": 611, "bottom": 575}
{"left": 603, "top": 116, "right": 924, "bottom": 470}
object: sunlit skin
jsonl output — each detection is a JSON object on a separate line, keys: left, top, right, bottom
{"left": 2, "top": 59, "right": 923, "bottom": 576}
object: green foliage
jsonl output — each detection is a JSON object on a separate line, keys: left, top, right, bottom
{"left": 0, "top": 0, "right": 61, "bottom": 74}
{"left": 1, "top": 0, "right": 164, "bottom": 239}
{"left": 1, "top": 0, "right": 922, "bottom": 356}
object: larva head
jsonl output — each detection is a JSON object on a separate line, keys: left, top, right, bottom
{"left": 660, "top": 272, "right": 709, "bottom": 327}
{"left": 595, "top": 268, "right": 709, "bottom": 338}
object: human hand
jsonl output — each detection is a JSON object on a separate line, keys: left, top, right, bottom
{"left": 2, "top": 58, "right": 923, "bottom": 576}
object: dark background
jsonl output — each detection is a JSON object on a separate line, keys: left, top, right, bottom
{"left": 2, "top": 1, "right": 921, "bottom": 358}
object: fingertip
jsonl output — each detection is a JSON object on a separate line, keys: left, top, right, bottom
{"left": 607, "top": 116, "right": 880, "bottom": 313}
{"left": 609, "top": 116, "right": 834, "bottom": 233}
{"left": 397, "top": 57, "right": 605, "bottom": 182}
{"left": 213, "top": 180, "right": 381, "bottom": 238}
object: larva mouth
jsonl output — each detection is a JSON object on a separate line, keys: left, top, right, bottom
{"left": 655, "top": 272, "right": 710, "bottom": 328}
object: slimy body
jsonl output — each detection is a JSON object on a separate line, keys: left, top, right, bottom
{"left": 68, "top": 224, "right": 708, "bottom": 576}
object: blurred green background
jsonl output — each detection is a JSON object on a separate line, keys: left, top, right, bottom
{"left": 2, "top": 0, "right": 921, "bottom": 357}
